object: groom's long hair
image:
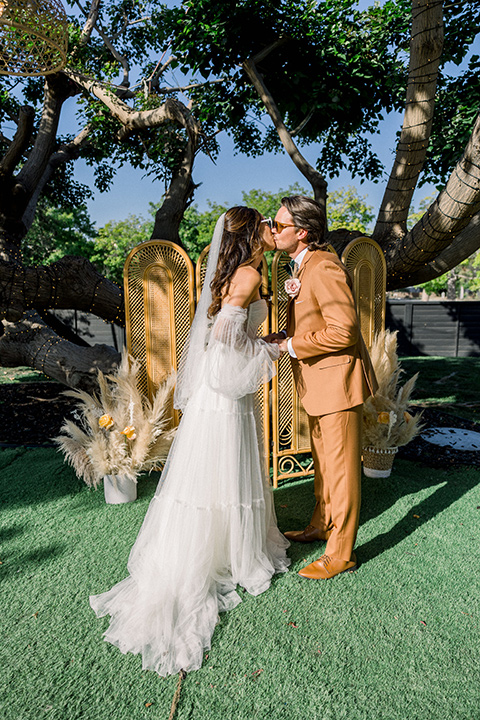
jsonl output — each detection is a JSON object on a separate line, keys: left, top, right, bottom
{"left": 282, "top": 195, "right": 328, "bottom": 251}
{"left": 208, "top": 206, "right": 264, "bottom": 317}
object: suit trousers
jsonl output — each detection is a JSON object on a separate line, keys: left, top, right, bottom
{"left": 308, "top": 404, "right": 362, "bottom": 562}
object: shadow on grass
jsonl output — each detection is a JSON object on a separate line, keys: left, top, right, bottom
{"left": 273, "top": 459, "right": 480, "bottom": 566}
{"left": 2, "top": 447, "right": 479, "bottom": 572}
{"left": 0, "top": 447, "right": 87, "bottom": 509}
{"left": 0, "top": 447, "right": 163, "bottom": 512}
{"left": 0, "top": 543, "right": 66, "bottom": 579}
{"left": 356, "top": 461, "right": 480, "bottom": 564}
{"left": 0, "top": 524, "right": 25, "bottom": 543}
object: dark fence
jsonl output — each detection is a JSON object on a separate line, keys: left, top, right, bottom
{"left": 51, "top": 310, "right": 125, "bottom": 352}
{"left": 52, "top": 301, "right": 480, "bottom": 360}
{"left": 387, "top": 300, "right": 480, "bottom": 357}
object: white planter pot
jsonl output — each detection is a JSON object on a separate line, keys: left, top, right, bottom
{"left": 103, "top": 474, "right": 137, "bottom": 504}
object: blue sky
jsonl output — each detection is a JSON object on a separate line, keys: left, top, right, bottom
{"left": 57, "top": 0, "right": 476, "bottom": 227}
{"left": 68, "top": 114, "right": 414, "bottom": 226}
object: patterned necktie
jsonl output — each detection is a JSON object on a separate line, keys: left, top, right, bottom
{"left": 288, "top": 259, "right": 299, "bottom": 277}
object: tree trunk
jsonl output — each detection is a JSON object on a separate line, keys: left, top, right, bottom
{"left": 150, "top": 126, "right": 199, "bottom": 244}
{"left": 0, "top": 311, "right": 120, "bottom": 391}
{"left": 0, "top": 255, "right": 125, "bottom": 324}
{"left": 446, "top": 270, "right": 457, "bottom": 300}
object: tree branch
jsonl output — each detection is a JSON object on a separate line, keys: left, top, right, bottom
{"left": 16, "top": 74, "right": 78, "bottom": 203}
{"left": 402, "top": 210, "right": 480, "bottom": 286}
{"left": 65, "top": 69, "right": 200, "bottom": 142}
{"left": 149, "top": 54, "right": 176, "bottom": 92}
{"left": 110, "top": 14, "right": 151, "bottom": 42}
{"left": 385, "top": 111, "right": 480, "bottom": 288}
{"left": 79, "top": 0, "right": 101, "bottom": 46}
{"left": 155, "top": 78, "right": 225, "bottom": 95}
{"left": 0, "top": 255, "right": 125, "bottom": 325}
{"left": 95, "top": 26, "right": 131, "bottom": 86}
{"left": 290, "top": 107, "right": 315, "bottom": 138}
{"left": 242, "top": 57, "right": 327, "bottom": 212}
{"left": 0, "top": 106, "right": 35, "bottom": 177}
{"left": 251, "top": 38, "right": 290, "bottom": 65}
{"left": 0, "top": 311, "right": 120, "bottom": 390}
{"left": 74, "top": 0, "right": 130, "bottom": 86}
{"left": 22, "top": 124, "right": 94, "bottom": 233}
{"left": 374, "top": 0, "right": 444, "bottom": 242}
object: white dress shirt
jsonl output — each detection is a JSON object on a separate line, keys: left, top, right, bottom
{"left": 286, "top": 248, "right": 309, "bottom": 358}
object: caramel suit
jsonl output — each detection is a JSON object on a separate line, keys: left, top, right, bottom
{"left": 287, "top": 250, "right": 377, "bottom": 561}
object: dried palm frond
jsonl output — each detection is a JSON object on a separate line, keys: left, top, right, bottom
{"left": 54, "top": 349, "right": 176, "bottom": 487}
{"left": 53, "top": 434, "right": 98, "bottom": 488}
{"left": 96, "top": 370, "right": 114, "bottom": 415}
{"left": 363, "top": 330, "right": 423, "bottom": 449}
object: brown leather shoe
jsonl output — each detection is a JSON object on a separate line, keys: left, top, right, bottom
{"left": 298, "top": 553, "right": 357, "bottom": 579}
{"left": 283, "top": 525, "right": 331, "bottom": 543}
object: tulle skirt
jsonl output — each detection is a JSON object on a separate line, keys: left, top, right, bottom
{"left": 90, "top": 381, "right": 290, "bottom": 677}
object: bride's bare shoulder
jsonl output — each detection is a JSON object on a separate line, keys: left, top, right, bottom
{"left": 224, "top": 266, "right": 262, "bottom": 307}
{"left": 232, "top": 265, "right": 262, "bottom": 287}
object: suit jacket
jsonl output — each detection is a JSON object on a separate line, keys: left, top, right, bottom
{"left": 286, "top": 249, "right": 378, "bottom": 416}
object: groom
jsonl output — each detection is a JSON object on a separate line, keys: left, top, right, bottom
{"left": 266, "top": 195, "right": 377, "bottom": 580}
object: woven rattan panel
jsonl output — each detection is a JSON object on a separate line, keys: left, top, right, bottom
{"left": 196, "top": 245, "right": 209, "bottom": 303}
{"left": 271, "top": 251, "right": 313, "bottom": 487}
{"left": 0, "top": 0, "right": 68, "bottom": 76}
{"left": 341, "top": 237, "right": 386, "bottom": 350}
{"left": 124, "top": 241, "right": 195, "bottom": 425}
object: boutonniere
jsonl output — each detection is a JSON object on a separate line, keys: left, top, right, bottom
{"left": 284, "top": 277, "right": 301, "bottom": 298}
{"left": 285, "top": 259, "right": 301, "bottom": 298}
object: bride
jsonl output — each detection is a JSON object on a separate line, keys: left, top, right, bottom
{"left": 90, "top": 206, "right": 290, "bottom": 677}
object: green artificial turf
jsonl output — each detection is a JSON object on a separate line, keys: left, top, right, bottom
{"left": 0, "top": 366, "right": 50, "bottom": 384}
{"left": 401, "top": 356, "right": 480, "bottom": 423}
{"left": 1, "top": 447, "right": 479, "bottom": 720}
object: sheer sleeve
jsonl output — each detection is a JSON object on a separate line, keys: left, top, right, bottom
{"left": 205, "top": 304, "right": 280, "bottom": 399}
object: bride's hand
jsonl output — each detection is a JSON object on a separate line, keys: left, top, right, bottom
{"left": 261, "top": 332, "right": 285, "bottom": 344}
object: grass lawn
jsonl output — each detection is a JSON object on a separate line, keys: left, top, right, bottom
{"left": 0, "top": 366, "right": 50, "bottom": 384}
{"left": 1, "top": 446, "right": 479, "bottom": 720}
{"left": 401, "top": 356, "right": 480, "bottom": 423}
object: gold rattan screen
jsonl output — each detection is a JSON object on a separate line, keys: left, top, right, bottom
{"left": 124, "top": 240, "right": 195, "bottom": 426}
{"left": 271, "top": 251, "right": 313, "bottom": 487}
{"left": 341, "top": 237, "right": 386, "bottom": 350}
{"left": 124, "top": 237, "right": 384, "bottom": 486}
{"left": 0, "top": 0, "right": 68, "bottom": 76}
{"left": 196, "top": 245, "right": 209, "bottom": 303}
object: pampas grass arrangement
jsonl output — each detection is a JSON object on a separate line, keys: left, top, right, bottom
{"left": 363, "top": 330, "right": 423, "bottom": 449}
{"left": 54, "top": 351, "right": 176, "bottom": 488}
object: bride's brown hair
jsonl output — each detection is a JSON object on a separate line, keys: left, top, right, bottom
{"left": 208, "top": 206, "right": 264, "bottom": 317}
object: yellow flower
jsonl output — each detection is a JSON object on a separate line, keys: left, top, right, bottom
{"left": 404, "top": 411, "right": 413, "bottom": 423}
{"left": 377, "top": 412, "right": 390, "bottom": 424}
{"left": 99, "top": 414, "right": 114, "bottom": 430}
{"left": 121, "top": 426, "right": 137, "bottom": 440}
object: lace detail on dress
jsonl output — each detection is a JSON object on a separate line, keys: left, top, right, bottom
{"left": 205, "top": 300, "right": 279, "bottom": 399}
{"left": 154, "top": 494, "right": 267, "bottom": 512}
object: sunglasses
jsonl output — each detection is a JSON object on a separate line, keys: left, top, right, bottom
{"left": 262, "top": 217, "right": 297, "bottom": 233}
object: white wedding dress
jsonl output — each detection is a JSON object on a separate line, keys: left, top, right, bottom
{"left": 90, "top": 299, "right": 290, "bottom": 676}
